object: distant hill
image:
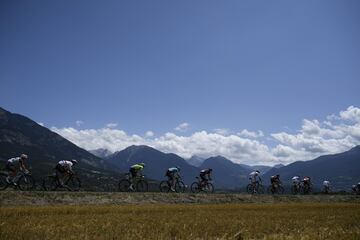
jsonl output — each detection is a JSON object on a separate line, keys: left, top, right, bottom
{"left": 0, "top": 107, "right": 118, "bottom": 190}
{"left": 187, "top": 155, "right": 205, "bottom": 167}
{"left": 89, "top": 148, "right": 113, "bottom": 159}
{"left": 264, "top": 146, "right": 360, "bottom": 190}
{"left": 273, "top": 164, "right": 285, "bottom": 168}
{"left": 106, "top": 145, "right": 199, "bottom": 184}
{"left": 200, "top": 156, "right": 250, "bottom": 189}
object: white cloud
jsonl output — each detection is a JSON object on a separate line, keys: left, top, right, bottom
{"left": 174, "top": 122, "right": 190, "bottom": 132}
{"left": 270, "top": 106, "right": 360, "bottom": 162}
{"left": 213, "top": 128, "right": 231, "bottom": 135}
{"left": 75, "top": 120, "right": 84, "bottom": 127}
{"left": 340, "top": 106, "right": 360, "bottom": 123}
{"left": 50, "top": 127, "right": 147, "bottom": 153}
{"left": 105, "top": 123, "right": 118, "bottom": 128}
{"left": 145, "top": 131, "right": 154, "bottom": 137}
{"left": 51, "top": 126, "right": 273, "bottom": 165}
{"left": 51, "top": 106, "right": 360, "bottom": 166}
{"left": 238, "top": 129, "right": 264, "bottom": 138}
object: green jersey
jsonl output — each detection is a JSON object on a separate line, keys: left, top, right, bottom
{"left": 130, "top": 164, "right": 144, "bottom": 171}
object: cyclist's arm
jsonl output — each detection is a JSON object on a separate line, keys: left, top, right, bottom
{"left": 65, "top": 165, "right": 73, "bottom": 174}
{"left": 19, "top": 161, "right": 27, "bottom": 172}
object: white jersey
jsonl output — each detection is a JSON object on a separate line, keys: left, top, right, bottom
{"left": 323, "top": 181, "right": 330, "bottom": 187}
{"left": 249, "top": 171, "right": 259, "bottom": 182}
{"left": 7, "top": 157, "right": 21, "bottom": 164}
{"left": 58, "top": 160, "right": 73, "bottom": 171}
{"left": 292, "top": 176, "right": 300, "bottom": 183}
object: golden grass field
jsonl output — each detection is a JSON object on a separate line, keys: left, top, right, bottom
{"left": 1, "top": 203, "right": 359, "bottom": 240}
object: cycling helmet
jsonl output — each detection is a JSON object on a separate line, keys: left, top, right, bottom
{"left": 139, "top": 163, "right": 145, "bottom": 167}
{"left": 71, "top": 159, "right": 78, "bottom": 165}
{"left": 176, "top": 166, "right": 181, "bottom": 171}
{"left": 209, "top": 168, "right": 213, "bottom": 172}
{"left": 20, "top": 154, "right": 28, "bottom": 159}
{"left": 255, "top": 170, "right": 260, "bottom": 173}
{"left": 276, "top": 174, "right": 280, "bottom": 178}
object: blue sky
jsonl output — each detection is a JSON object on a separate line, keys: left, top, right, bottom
{"left": 1, "top": 1, "right": 360, "bottom": 164}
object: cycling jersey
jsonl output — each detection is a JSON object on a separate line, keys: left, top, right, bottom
{"left": 167, "top": 167, "right": 179, "bottom": 173}
{"left": 130, "top": 164, "right": 144, "bottom": 171}
{"left": 270, "top": 176, "right": 280, "bottom": 184}
{"left": 200, "top": 169, "right": 212, "bottom": 181}
{"left": 323, "top": 181, "right": 330, "bottom": 187}
{"left": 57, "top": 160, "right": 73, "bottom": 172}
{"left": 249, "top": 171, "right": 259, "bottom": 182}
{"left": 7, "top": 157, "right": 22, "bottom": 165}
{"left": 200, "top": 169, "right": 211, "bottom": 175}
{"left": 292, "top": 176, "right": 300, "bottom": 183}
{"left": 303, "top": 177, "right": 311, "bottom": 182}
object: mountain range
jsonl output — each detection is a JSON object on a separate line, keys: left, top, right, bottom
{"left": 263, "top": 146, "right": 360, "bottom": 190}
{"left": 1, "top": 106, "right": 359, "bottom": 191}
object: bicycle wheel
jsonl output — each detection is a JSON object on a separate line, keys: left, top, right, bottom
{"left": 159, "top": 180, "right": 170, "bottom": 192}
{"left": 18, "top": 175, "right": 35, "bottom": 191}
{"left": 191, "top": 182, "right": 200, "bottom": 193}
{"left": 0, "top": 173, "right": 9, "bottom": 190}
{"left": 203, "top": 182, "right": 214, "bottom": 193}
{"left": 42, "top": 176, "right": 58, "bottom": 191}
{"left": 303, "top": 185, "right": 311, "bottom": 194}
{"left": 267, "top": 186, "right": 274, "bottom": 194}
{"left": 118, "top": 179, "right": 131, "bottom": 192}
{"left": 67, "top": 176, "right": 81, "bottom": 191}
{"left": 246, "top": 184, "right": 254, "bottom": 194}
{"left": 257, "top": 184, "right": 264, "bottom": 194}
{"left": 136, "top": 180, "right": 148, "bottom": 192}
{"left": 175, "top": 181, "right": 186, "bottom": 193}
{"left": 291, "top": 185, "right": 298, "bottom": 195}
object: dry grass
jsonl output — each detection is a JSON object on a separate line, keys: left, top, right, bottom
{"left": 0, "top": 203, "right": 359, "bottom": 240}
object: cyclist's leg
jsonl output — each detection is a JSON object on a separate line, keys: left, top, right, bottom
{"left": 170, "top": 173, "right": 176, "bottom": 191}
{"left": 129, "top": 169, "right": 137, "bottom": 190}
{"left": 200, "top": 174, "right": 206, "bottom": 188}
{"left": 251, "top": 180, "right": 257, "bottom": 193}
{"left": 11, "top": 165, "right": 21, "bottom": 183}
{"left": 5, "top": 163, "right": 16, "bottom": 183}
{"left": 56, "top": 167, "right": 66, "bottom": 187}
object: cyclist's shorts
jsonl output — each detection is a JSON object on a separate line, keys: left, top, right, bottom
{"left": 166, "top": 171, "right": 175, "bottom": 178}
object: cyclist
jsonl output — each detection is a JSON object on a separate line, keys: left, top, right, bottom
{"left": 302, "top": 176, "right": 312, "bottom": 192}
{"left": 249, "top": 170, "right": 261, "bottom": 193}
{"left": 165, "top": 166, "right": 181, "bottom": 192}
{"left": 352, "top": 183, "right": 360, "bottom": 194}
{"left": 199, "top": 168, "right": 213, "bottom": 188}
{"left": 292, "top": 175, "right": 301, "bottom": 192}
{"left": 270, "top": 174, "right": 281, "bottom": 191}
{"left": 5, "top": 154, "right": 29, "bottom": 185}
{"left": 55, "top": 159, "right": 78, "bottom": 187}
{"left": 129, "top": 163, "right": 145, "bottom": 191}
{"left": 322, "top": 180, "right": 330, "bottom": 193}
